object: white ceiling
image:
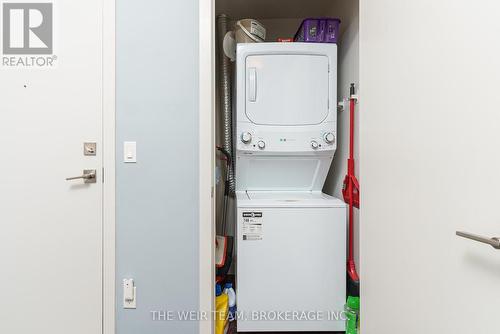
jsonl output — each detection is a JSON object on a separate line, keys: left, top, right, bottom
{"left": 215, "top": 0, "right": 346, "bottom": 19}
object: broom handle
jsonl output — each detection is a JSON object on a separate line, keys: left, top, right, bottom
{"left": 349, "top": 83, "right": 356, "bottom": 161}
{"left": 348, "top": 83, "right": 356, "bottom": 262}
{"left": 349, "top": 192, "right": 355, "bottom": 261}
{"left": 349, "top": 101, "right": 355, "bottom": 161}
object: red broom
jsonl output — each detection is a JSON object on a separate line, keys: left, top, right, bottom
{"left": 342, "top": 83, "right": 360, "bottom": 296}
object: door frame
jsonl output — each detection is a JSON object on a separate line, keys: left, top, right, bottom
{"left": 199, "top": 0, "right": 215, "bottom": 333}
{"left": 103, "top": 0, "right": 116, "bottom": 333}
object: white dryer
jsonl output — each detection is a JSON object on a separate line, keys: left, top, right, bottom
{"left": 235, "top": 43, "right": 338, "bottom": 192}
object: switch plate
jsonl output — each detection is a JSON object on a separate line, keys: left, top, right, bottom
{"left": 123, "top": 279, "right": 137, "bottom": 309}
{"left": 124, "top": 142, "right": 137, "bottom": 163}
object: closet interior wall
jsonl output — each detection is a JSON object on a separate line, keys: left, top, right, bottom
{"left": 214, "top": 0, "right": 360, "bottom": 270}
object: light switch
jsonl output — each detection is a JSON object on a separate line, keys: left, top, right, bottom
{"left": 123, "top": 278, "right": 137, "bottom": 309}
{"left": 124, "top": 142, "right": 137, "bottom": 163}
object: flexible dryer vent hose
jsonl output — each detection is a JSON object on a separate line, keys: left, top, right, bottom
{"left": 217, "top": 14, "right": 235, "bottom": 194}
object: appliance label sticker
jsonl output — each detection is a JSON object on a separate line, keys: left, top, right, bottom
{"left": 242, "top": 212, "right": 263, "bottom": 241}
{"left": 250, "top": 21, "right": 266, "bottom": 40}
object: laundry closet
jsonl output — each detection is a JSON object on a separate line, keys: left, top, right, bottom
{"left": 212, "top": 0, "right": 360, "bottom": 332}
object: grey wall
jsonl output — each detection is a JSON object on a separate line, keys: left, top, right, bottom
{"left": 116, "top": 0, "right": 200, "bottom": 333}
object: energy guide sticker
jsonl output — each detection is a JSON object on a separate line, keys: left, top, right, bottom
{"left": 242, "top": 212, "right": 263, "bottom": 241}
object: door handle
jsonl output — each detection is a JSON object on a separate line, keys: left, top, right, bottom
{"left": 248, "top": 67, "right": 257, "bottom": 102}
{"left": 456, "top": 231, "right": 500, "bottom": 249}
{"left": 66, "top": 169, "right": 97, "bottom": 184}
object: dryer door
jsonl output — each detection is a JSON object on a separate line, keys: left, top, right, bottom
{"left": 245, "top": 54, "right": 330, "bottom": 126}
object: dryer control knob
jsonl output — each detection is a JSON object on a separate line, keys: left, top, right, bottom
{"left": 241, "top": 132, "right": 252, "bottom": 144}
{"left": 257, "top": 141, "right": 266, "bottom": 150}
{"left": 311, "top": 141, "right": 319, "bottom": 150}
{"left": 324, "top": 132, "right": 335, "bottom": 144}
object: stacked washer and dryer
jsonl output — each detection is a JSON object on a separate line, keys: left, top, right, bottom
{"left": 234, "top": 43, "right": 347, "bottom": 332}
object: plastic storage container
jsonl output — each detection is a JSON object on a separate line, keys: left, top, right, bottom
{"left": 223, "top": 283, "right": 237, "bottom": 322}
{"left": 345, "top": 296, "right": 360, "bottom": 334}
{"left": 294, "top": 18, "right": 341, "bottom": 43}
{"left": 215, "top": 284, "right": 229, "bottom": 334}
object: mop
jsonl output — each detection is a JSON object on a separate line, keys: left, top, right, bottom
{"left": 342, "top": 83, "right": 360, "bottom": 297}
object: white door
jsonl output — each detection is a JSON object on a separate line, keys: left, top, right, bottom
{"left": 245, "top": 54, "right": 330, "bottom": 126}
{"left": 0, "top": 1, "right": 104, "bottom": 333}
{"left": 360, "top": 1, "right": 500, "bottom": 332}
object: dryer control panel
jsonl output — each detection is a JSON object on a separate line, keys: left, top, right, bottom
{"left": 237, "top": 127, "right": 337, "bottom": 153}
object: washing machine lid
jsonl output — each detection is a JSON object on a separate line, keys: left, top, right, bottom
{"left": 238, "top": 191, "right": 346, "bottom": 208}
{"left": 245, "top": 54, "right": 329, "bottom": 126}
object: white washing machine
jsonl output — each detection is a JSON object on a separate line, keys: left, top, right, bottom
{"left": 236, "top": 191, "right": 346, "bottom": 332}
{"left": 234, "top": 43, "right": 346, "bottom": 332}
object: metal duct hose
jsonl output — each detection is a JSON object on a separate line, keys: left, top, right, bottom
{"left": 217, "top": 14, "right": 235, "bottom": 194}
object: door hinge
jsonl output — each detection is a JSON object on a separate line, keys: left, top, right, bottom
{"left": 102, "top": 167, "right": 105, "bottom": 183}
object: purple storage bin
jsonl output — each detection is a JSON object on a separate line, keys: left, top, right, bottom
{"left": 294, "top": 18, "right": 341, "bottom": 43}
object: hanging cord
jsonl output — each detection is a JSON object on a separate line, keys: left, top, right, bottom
{"left": 217, "top": 146, "right": 231, "bottom": 235}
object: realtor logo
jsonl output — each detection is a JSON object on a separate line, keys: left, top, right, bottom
{"left": 2, "top": 2, "right": 53, "bottom": 54}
